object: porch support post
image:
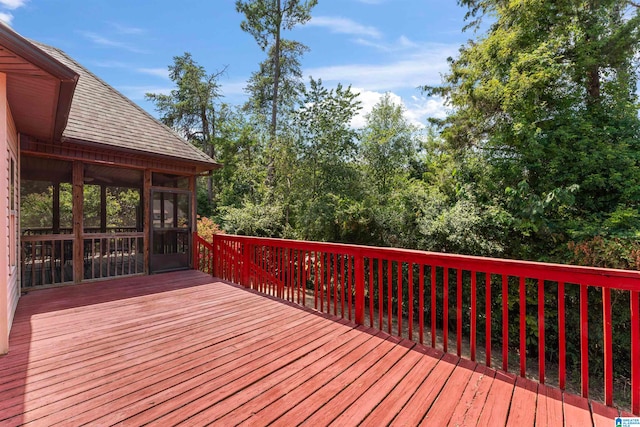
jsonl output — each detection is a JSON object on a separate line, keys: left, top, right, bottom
{"left": 72, "top": 161, "right": 83, "bottom": 283}
{"left": 189, "top": 175, "right": 196, "bottom": 268}
{"left": 143, "top": 169, "right": 151, "bottom": 275}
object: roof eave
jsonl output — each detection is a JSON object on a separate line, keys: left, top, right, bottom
{"left": 0, "top": 23, "right": 79, "bottom": 141}
{"left": 61, "top": 136, "right": 223, "bottom": 173}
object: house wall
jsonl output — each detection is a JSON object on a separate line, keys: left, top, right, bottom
{"left": 0, "top": 72, "right": 18, "bottom": 355}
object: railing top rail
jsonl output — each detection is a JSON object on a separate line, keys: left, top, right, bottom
{"left": 21, "top": 234, "right": 75, "bottom": 242}
{"left": 214, "top": 234, "right": 640, "bottom": 291}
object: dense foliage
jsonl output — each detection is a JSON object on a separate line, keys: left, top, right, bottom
{"left": 147, "top": 0, "right": 640, "bottom": 269}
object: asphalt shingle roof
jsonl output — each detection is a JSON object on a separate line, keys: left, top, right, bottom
{"left": 34, "top": 42, "right": 217, "bottom": 168}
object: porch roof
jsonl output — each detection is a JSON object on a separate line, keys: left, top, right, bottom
{"left": 33, "top": 42, "right": 220, "bottom": 171}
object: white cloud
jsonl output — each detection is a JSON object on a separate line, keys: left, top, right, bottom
{"left": 0, "top": 0, "right": 26, "bottom": 10}
{"left": 305, "top": 43, "right": 457, "bottom": 92}
{"left": 0, "top": 12, "right": 12, "bottom": 25}
{"left": 349, "top": 89, "right": 446, "bottom": 129}
{"left": 354, "top": 35, "right": 421, "bottom": 52}
{"left": 307, "top": 16, "right": 382, "bottom": 39}
{"left": 137, "top": 67, "right": 169, "bottom": 79}
{"left": 79, "top": 31, "right": 148, "bottom": 54}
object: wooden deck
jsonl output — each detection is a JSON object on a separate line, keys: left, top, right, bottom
{"left": 0, "top": 270, "right": 621, "bottom": 426}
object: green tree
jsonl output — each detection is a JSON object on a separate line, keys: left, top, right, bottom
{"left": 361, "top": 93, "right": 416, "bottom": 196}
{"left": 292, "top": 77, "right": 364, "bottom": 241}
{"left": 427, "top": 0, "right": 640, "bottom": 256}
{"left": 236, "top": 0, "right": 318, "bottom": 190}
{"left": 146, "top": 53, "right": 225, "bottom": 203}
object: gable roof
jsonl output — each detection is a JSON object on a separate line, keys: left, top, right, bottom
{"left": 33, "top": 42, "right": 219, "bottom": 169}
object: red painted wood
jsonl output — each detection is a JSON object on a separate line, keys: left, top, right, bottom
{"left": 368, "top": 258, "right": 373, "bottom": 327}
{"left": 431, "top": 266, "right": 437, "bottom": 348}
{"left": 507, "top": 375, "right": 538, "bottom": 425}
{"left": 205, "top": 233, "right": 640, "bottom": 415}
{"left": 419, "top": 264, "right": 424, "bottom": 345}
{"left": 558, "top": 282, "right": 566, "bottom": 390}
{"left": 361, "top": 346, "right": 441, "bottom": 426}
{"left": 329, "top": 341, "right": 422, "bottom": 426}
{"left": 332, "top": 254, "right": 338, "bottom": 316}
{"left": 0, "top": 269, "right": 610, "bottom": 425}
{"left": 408, "top": 263, "right": 414, "bottom": 341}
{"left": 443, "top": 267, "right": 448, "bottom": 353}
{"left": 378, "top": 259, "right": 383, "bottom": 331}
{"left": 471, "top": 271, "right": 477, "bottom": 362}
{"left": 580, "top": 284, "right": 589, "bottom": 398}
{"left": 538, "top": 278, "right": 545, "bottom": 384}
{"left": 347, "top": 255, "right": 353, "bottom": 321}
{"left": 355, "top": 255, "right": 364, "bottom": 325}
{"left": 502, "top": 274, "right": 508, "bottom": 372}
{"left": 602, "top": 287, "right": 613, "bottom": 406}
{"left": 476, "top": 371, "right": 516, "bottom": 426}
{"left": 391, "top": 353, "right": 458, "bottom": 425}
{"left": 448, "top": 364, "right": 496, "bottom": 426}
{"left": 632, "top": 290, "right": 640, "bottom": 415}
{"left": 535, "top": 384, "right": 564, "bottom": 427}
{"left": 422, "top": 358, "right": 475, "bottom": 424}
{"left": 591, "top": 401, "right": 620, "bottom": 427}
{"left": 457, "top": 269, "right": 462, "bottom": 357}
{"left": 520, "top": 276, "right": 526, "bottom": 377}
{"left": 563, "top": 392, "right": 593, "bottom": 427}
{"left": 486, "top": 272, "right": 491, "bottom": 367}
{"left": 387, "top": 260, "right": 392, "bottom": 334}
{"left": 340, "top": 255, "right": 345, "bottom": 318}
{"left": 397, "top": 261, "right": 403, "bottom": 337}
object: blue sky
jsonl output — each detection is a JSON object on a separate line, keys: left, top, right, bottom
{"left": 4, "top": 0, "right": 472, "bottom": 127}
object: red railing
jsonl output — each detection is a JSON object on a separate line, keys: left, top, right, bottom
{"left": 194, "top": 232, "right": 640, "bottom": 414}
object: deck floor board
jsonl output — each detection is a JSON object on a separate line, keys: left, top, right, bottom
{"left": 0, "top": 270, "right": 617, "bottom": 426}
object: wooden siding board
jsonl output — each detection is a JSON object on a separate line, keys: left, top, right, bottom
{"left": 0, "top": 271, "right": 609, "bottom": 426}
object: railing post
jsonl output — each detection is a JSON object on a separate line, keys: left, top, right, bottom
{"left": 355, "top": 252, "right": 364, "bottom": 325}
{"left": 192, "top": 232, "right": 199, "bottom": 271}
{"left": 242, "top": 242, "right": 251, "bottom": 288}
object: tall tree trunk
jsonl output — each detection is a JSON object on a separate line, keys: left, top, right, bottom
{"left": 266, "top": 0, "right": 282, "bottom": 193}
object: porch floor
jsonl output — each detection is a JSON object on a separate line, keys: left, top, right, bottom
{"left": 0, "top": 270, "right": 621, "bottom": 426}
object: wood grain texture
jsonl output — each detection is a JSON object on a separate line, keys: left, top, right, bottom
{"left": 0, "top": 270, "right": 613, "bottom": 426}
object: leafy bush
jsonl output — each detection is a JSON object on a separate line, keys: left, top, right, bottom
{"left": 196, "top": 215, "right": 223, "bottom": 243}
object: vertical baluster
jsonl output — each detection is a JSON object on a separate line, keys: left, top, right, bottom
{"left": 369, "top": 258, "right": 374, "bottom": 327}
{"left": 457, "top": 269, "right": 462, "bottom": 357}
{"left": 397, "top": 261, "right": 403, "bottom": 337}
{"left": 631, "top": 290, "right": 639, "bottom": 415}
{"left": 519, "top": 276, "right": 526, "bottom": 377}
{"left": 314, "top": 251, "right": 319, "bottom": 310}
{"left": 408, "top": 263, "right": 413, "bottom": 341}
{"left": 340, "top": 255, "right": 345, "bottom": 318}
{"left": 580, "top": 284, "right": 589, "bottom": 398}
{"left": 471, "top": 271, "right": 477, "bottom": 362}
{"left": 558, "top": 282, "right": 566, "bottom": 389}
{"left": 538, "top": 279, "right": 545, "bottom": 383}
{"left": 419, "top": 264, "right": 424, "bottom": 345}
{"left": 378, "top": 259, "right": 383, "bottom": 331}
{"left": 431, "top": 266, "right": 436, "bottom": 348}
{"left": 334, "top": 253, "right": 338, "bottom": 316}
{"left": 602, "top": 287, "right": 613, "bottom": 406}
{"left": 347, "top": 255, "right": 352, "bottom": 321}
{"left": 502, "top": 274, "right": 509, "bottom": 372}
{"left": 387, "top": 260, "right": 392, "bottom": 334}
{"left": 443, "top": 267, "right": 449, "bottom": 353}
{"left": 486, "top": 273, "right": 491, "bottom": 368}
